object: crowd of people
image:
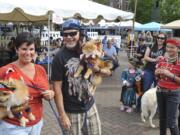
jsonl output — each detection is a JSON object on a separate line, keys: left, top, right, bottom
{"left": 120, "top": 30, "right": 180, "bottom": 135}
{"left": 0, "top": 18, "right": 179, "bottom": 135}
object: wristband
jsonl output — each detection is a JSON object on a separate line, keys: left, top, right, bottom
{"left": 173, "top": 74, "right": 176, "bottom": 81}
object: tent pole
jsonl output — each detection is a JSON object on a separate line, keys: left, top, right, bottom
{"left": 132, "top": 0, "right": 138, "bottom": 32}
{"left": 119, "top": 21, "right": 121, "bottom": 50}
{"left": 131, "top": 0, "right": 138, "bottom": 58}
{"left": 47, "top": 14, "right": 51, "bottom": 81}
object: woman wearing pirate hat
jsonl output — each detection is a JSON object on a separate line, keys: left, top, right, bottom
{"left": 155, "top": 39, "right": 180, "bottom": 135}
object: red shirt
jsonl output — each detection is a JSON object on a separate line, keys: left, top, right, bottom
{"left": 156, "top": 58, "right": 180, "bottom": 90}
{"left": 0, "top": 63, "right": 48, "bottom": 126}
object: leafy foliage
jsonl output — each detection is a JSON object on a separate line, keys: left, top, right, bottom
{"left": 93, "top": 0, "right": 109, "bottom": 5}
{"left": 160, "top": 0, "right": 180, "bottom": 23}
{"left": 129, "top": 0, "right": 153, "bottom": 23}
{"left": 94, "top": 0, "right": 180, "bottom": 24}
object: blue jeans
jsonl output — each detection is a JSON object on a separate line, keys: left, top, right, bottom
{"left": 157, "top": 89, "right": 180, "bottom": 135}
{"left": 179, "top": 105, "right": 180, "bottom": 132}
{"left": 0, "top": 119, "right": 43, "bottom": 135}
{"left": 143, "top": 69, "right": 156, "bottom": 92}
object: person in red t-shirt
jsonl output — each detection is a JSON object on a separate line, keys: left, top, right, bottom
{"left": 0, "top": 32, "right": 54, "bottom": 135}
{"left": 155, "top": 39, "right": 180, "bottom": 135}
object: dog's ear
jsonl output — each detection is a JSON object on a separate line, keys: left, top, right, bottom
{"left": 19, "top": 76, "right": 25, "bottom": 83}
{"left": 8, "top": 78, "right": 15, "bottom": 84}
{"left": 6, "top": 68, "right": 15, "bottom": 74}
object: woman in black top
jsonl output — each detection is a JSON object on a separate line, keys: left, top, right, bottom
{"left": 142, "top": 33, "right": 166, "bottom": 92}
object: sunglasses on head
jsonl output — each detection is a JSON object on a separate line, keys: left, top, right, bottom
{"left": 157, "top": 37, "right": 165, "bottom": 40}
{"left": 62, "top": 31, "right": 78, "bottom": 37}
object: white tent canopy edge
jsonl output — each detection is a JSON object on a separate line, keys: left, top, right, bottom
{"left": 0, "top": 0, "right": 134, "bottom": 21}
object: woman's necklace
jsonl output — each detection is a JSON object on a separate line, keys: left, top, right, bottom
{"left": 163, "top": 55, "right": 178, "bottom": 72}
{"left": 166, "top": 55, "right": 178, "bottom": 64}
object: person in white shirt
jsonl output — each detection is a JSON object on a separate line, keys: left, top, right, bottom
{"left": 103, "top": 40, "right": 119, "bottom": 71}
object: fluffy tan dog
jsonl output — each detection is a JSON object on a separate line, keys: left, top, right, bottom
{"left": 74, "top": 40, "right": 112, "bottom": 86}
{"left": 0, "top": 69, "right": 35, "bottom": 127}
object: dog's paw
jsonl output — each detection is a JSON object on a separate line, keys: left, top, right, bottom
{"left": 20, "top": 117, "right": 29, "bottom": 127}
{"left": 141, "top": 113, "right": 146, "bottom": 123}
{"left": 28, "top": 113, "right": 36, "bottom": 121}
{"left": 150, "top": 124, "right": 156, "bottom": 128}
{"left": 141, "top": 118, "right": 146, "bottom": 123}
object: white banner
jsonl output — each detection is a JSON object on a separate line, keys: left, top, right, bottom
{"left": 41, "top": 31, "right": 62, "bottom": 46}
{"left": 52, "top": 13, "right": 63, "bottom": 24}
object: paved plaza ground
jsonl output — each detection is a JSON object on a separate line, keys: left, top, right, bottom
{"left": 41, "top": 51, "right": 171, "bottom": 135}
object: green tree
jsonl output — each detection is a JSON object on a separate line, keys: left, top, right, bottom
{"left": 129, "top": 0, "right": 154, "bottom": 23}
{"left": 93, "top": 0, "right": 109, "bottom": 5}
{"left": 160, "top": 0, "right": 180, "bottom": 23}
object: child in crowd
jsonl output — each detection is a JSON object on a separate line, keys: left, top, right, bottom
{"left": 120, "top": 58, "right": 142, "bottom": 113}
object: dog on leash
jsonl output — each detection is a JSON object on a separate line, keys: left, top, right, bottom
{"left": 141, "top": 87, "right": 157, "bottom": 128}
{"left": 0, "top": 68, "right": 35, "bottom": 127}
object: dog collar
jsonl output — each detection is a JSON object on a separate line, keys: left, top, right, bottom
{"left": 0, "top": 83, "right": 15, "bottom": 92}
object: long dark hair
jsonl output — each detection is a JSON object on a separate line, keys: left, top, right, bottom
{"left": 77, "top": 30, "right": 89, "bottom": 54}
{"left": 151, "top": 33, "right": 166, "bottom": 55}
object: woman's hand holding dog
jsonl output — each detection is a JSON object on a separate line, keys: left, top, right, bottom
{"left": 155, "top": 68, "right": 174, "bottom": 79}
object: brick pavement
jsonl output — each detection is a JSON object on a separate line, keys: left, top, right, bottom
{"left": 41, "top": 51, "right": 169, "bottom": 135}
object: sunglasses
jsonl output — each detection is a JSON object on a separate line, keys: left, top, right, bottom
{"left": 139, "top": 38, "right": 145, "bottom": 41}
{"left": 62, "top": 31, "right": 78, "bottom": 37}
{"left": 157, "top": 37, "right": 165, "bottom": 40}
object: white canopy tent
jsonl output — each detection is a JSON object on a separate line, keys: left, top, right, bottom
{"left": 161, "top": 20, "right": 180, "bottom": 29}
{"left": 0, "top": 0, "right": 134, "bottom": 79}
{"left": 120, "top": 20, "right": 142, "bottom": 27}
{"left": 98, "top": 20, "right": 142, "bottom": 28}
{"left": 0, "top": 0, "right": 134, "bottom": 22}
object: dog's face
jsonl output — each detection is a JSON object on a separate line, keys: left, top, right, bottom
{"left": 0, "top": 78, "right": 16, "bottom": 104}
{"left": 0, "top": 91, "right": 12, "bottom": 103}
{"left": 82, "top": 40, "right": 103, "bottom": 58}
{"left": 0, "top": 78, "right": 29, "bottom": 106}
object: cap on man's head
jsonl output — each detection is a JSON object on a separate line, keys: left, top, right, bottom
{"left": 166, "top": 39, "right": 180, "bottom": 48}
{"left": 63, "top": 19, "right": 81, "bottom": 31}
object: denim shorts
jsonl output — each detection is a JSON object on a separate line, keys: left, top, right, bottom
{"left": 0, "top": 119, "right": 43, "bottom": 135}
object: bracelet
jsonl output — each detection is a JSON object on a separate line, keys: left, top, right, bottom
{"left": 173, "top": 74, "right": 176, "bottom": 81}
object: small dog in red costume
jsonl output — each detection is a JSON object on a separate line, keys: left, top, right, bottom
{"left": 0, "top": 68, "right": 35, "bottom": 127}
